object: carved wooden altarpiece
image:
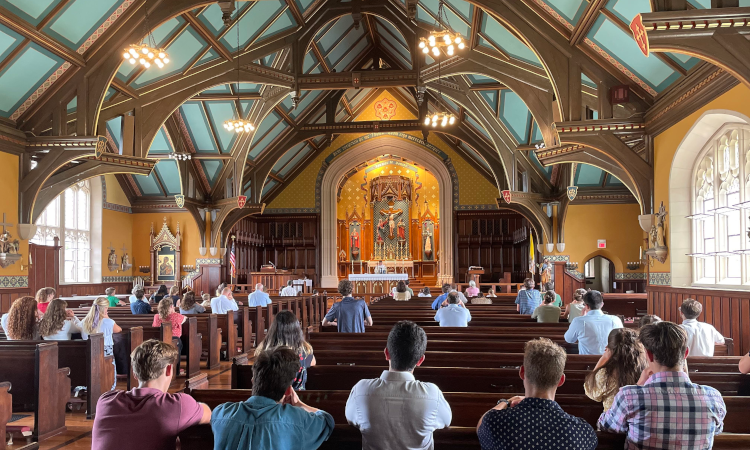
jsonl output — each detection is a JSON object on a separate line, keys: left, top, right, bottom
{"left": 150, "top": 218, "right": 182, "bottom": 287}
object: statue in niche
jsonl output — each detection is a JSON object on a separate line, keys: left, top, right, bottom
{"left": 397, "top": 218, "right": 406, "bottom": 240}
{"left": 649, "top": 202, "right": 668, "bottom": 249}
{"left": 108, "top": 249, "right": 117, "bottom": 266}
{"left": 538, "top": 257, "right": 552, "bottom": 290}
{"left": 122, "top": 253, "right": 130, "bottom": 266}
{"left": 350, "top": 229, "right": 360, "bottom": 250}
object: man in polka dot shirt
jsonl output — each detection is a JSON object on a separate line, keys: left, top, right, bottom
{"left": 476, "top": 338, "right": 598, "bottom": 450}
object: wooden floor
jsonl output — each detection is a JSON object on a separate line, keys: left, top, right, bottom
{"left": 8, "top": 361, "right": 236, "bottom": 450}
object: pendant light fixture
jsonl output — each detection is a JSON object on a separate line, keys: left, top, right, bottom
{"left": 123, "top": 7, "right": 169, "bottom": 68}
{"left": 418, "top": 0, "right": 465, "bottom": 57}
{"left": 422, "top": 4, "right": 457, "bottom": 129}
{"left": 223, "top": 19, "right": 255, "bottom": 133}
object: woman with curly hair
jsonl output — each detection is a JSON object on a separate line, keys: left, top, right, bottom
{"left": 563, "top": 288, "right": 587, "bottom": 323}
{"left": 584, "top": 328, "right": 647, "bottom": 411}
{"left": 179, "top": 291, "right": 205, "bottom": 314}
{"left": 40, "top": 299, "right": 83, "bottom": 340}
{"left": 255, "top": 310, "right": 315, "bottom": 390}
{"left": 1, "top": 296, "right": 40, "bottom": 340}
{"left": 153, "top": 297, "right": 187, "bottom": 355}
{"left": 82, "top": 297, "right": 121, "bottom": 390}
{"left": 36, "top": 287, "right": 56, "bottom": 314}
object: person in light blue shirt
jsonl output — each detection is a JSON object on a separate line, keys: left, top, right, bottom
{"left": 434, "top": 293, "right": 471, "bottom": 327}
{"left": 211, "top": 287, "right": 242, "bottom": 314}
{"left": 211, "top": 347, "right": 334, "bottom": 450}
{"left": 514, "top": 278, "right": 541, "bottom": 315}
{"left": 564, "top": 290, "right": 623, "bottom": 355}
{"left": 247, "top": 283, "right": 272, "bottom": 307}
{"left": 431, "top": 283, "right": 451, "bottom": 310}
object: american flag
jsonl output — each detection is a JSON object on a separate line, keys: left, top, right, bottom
{"left": 230, "top": 241, "right": 236, "bottom": 278}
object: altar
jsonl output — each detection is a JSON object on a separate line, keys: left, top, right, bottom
{"left": 348, "top": 273, "right": 408, "bottom": 294}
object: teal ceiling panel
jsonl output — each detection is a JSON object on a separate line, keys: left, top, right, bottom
{"left": 531, "top": 121, "right": 543, "bottom": 144}
{"left": 180, "top": 102, "right": 219, "bottom": 153}
{"left": 279, "top": 145, "right": 312, "bottom": 178}
{"left": 377, "top": 25, "right": 409, "bottom": 61}
{"left": 132, "top": 27, "right": 208, "bottom": 88}
{"left": 66, "top": 96, "right": 77, "bottom": 113}
{"left": 0, "top": 0, "right": 61, "bottom": 26}
{"left": 499, "top": 90, "right": 531, "bottom": 143}
{"left": 289, "top": 90, "right": 322, "bottom": 119}
{"left": 202, "top": 85, "right": 232, "bottom": 94}
{"left": 587, "top": 16, "right": 679, "bottom": 92}
{"left": 250, "top": 120, "right": 287, "bottom": 158}
{"left": 332, "top": 36, "right": 369, "bottom": 72}
{"left": 237, "top": 83, "right": 261, "bottom": 93}
{"left": 529, "top": 150, "right": 551, "bottom": 179}
{"left": 295, "top": 0, "right": 316, "bottom": 14}
{"left": 106, "top": 117, "right": 122, "bottom": 151}
{"left": 149, "top": 127, "right": 173, "bottom": 154}
{"left": 478, "top": 90, "right": 498, "bottom": 112}
{"left": 200, "top": 159, "right": 223, "bottom": 186}
{"left": 303, "top": 50, "right": 318, "bottom": 73}
{"left": 204, "top": 101, "right": 239, "bottom": 152}
{"left": 542, "top": 0, "right": 588, "bottom": 24}
{"left": 258, "top": 9, "right": 297, "bottom": 41}
{"left": 317, "top": 15, "right": 355, "bottom": 53}
{"left": 154, "top": 160, "right": 181, "bottom": 195}
{"left": 198, "top": 3, "right": 239, "bottom": 36}
{"left": 197, "top": 48, "right": 220, "bottom": 65}
{"left": 133, "top": 172, "right": 163, "bottom": 195}
{"left": 467, "top": 74, "right": 496, "bottom": 85}
{"left": 324, "top": 26, "right": 365, "bottom": 67}
{"left": 380, "top": 39, "right": 411, "bottom": 69}
{"left": 0, "top": 25, "right": 23, "bottom": 63}
{"left": 104, "top": 87, "right": 117, "bottom": 101}
{"left": 480, "top": 14, "right": 540, "bottom": 66}
{"left": 273, "top": 141, "right": 307, "bottom": 172}
{"left": 250, "top": 111, "right": 282, "bottom": 151}
{"left": 347, "top": 88, "right": 370, "bottom": 110}
{"left": 576, "top": 164, "right": 605, "bottom": 186}
{"left": 0, "top": 43, "right": 63, "bottom": 117}
{"left": 465, "top": 113, "right": 490, "bottom": 139}
{"left": 44, "top": 0, "right": 122, "bottom": 49}
{"left": 604, "top": 0, "right": 651, "bottom": 24}
{"left": 418, "top": 0, "right": 470, "bottom": 36}
{"left": 374, "top": 18, "right": 408, "bottom": 49}
{"left": 240, "top": 99, "right": 255, "bottom": 117}
{"left": 262, "top": 179, "right": 278, "bottom": 196}
{"left": 605, "top": 173, "right": 624, "bottom": 186}
{"left": 441, "top": 96, "right": 460, "bottom": 113}
{"left": 261, "top": 51, "right": 279, "bottom": 66}
{"left": 581, "top": 73, "right": 596, "bottom": 88}
{"left": 220, "top": 1, "right": 285, "bottom": 50}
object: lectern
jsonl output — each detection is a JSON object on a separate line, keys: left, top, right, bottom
{"left": 466, "top": 266, "right": 484, "bottom": 284}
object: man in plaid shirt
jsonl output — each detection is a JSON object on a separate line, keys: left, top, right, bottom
{"left": 514, "top": 278, "right": 541, "bottom": 315}
{"left": 598, "top": 321, "right": 726, "bottom": 449}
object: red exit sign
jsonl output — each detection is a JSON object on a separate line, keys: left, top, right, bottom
{"left": 597, "top": 240, "right": 606, "bottom": 249}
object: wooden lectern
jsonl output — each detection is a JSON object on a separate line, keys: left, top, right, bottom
{"left": 466, "top": 267, "right": 484, "bottom": 284}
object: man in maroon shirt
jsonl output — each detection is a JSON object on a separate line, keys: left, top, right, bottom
{"left": 91, "top": 339, "right": 211, "bottom": 450}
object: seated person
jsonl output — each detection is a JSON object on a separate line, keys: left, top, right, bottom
{"left": 584, "top": 328, "right": 646, "bottom": 411}
{"left": 280, "top": 280, "right": 297, "bottom": 296}
{"left": 169, "top": 285, "right": 181, "bottom": 308}
{"left": 450, "top": 284, "right": 468, "bottom": 303}
{"left": 434, "top": 293, "right": 471, "bottom": 327}
{"left": 36, "top": 287, "right": 56, "bottom": 314}
{"left": 638, "top": 314, "right": 661, "bottom": 329}
{"left": 179, "top": 292, "right": 206, "bottom": 314}
{"left": 346, "top": 321, "right": 451, "bottom": 449}
{"left": 531, "top": 291, "right": 561, "bottom": 323}
{"left": 514, "top": 278, "right": 541, "bottom": 315}
{"left": 405, "top": 279, "right": 414, "bottom": 297}
{"left": 393, "top": 281, "right": 411, "bottom": 301}
{"left": 105, "top": 287, "right": 125, "bottom": 307}
{"left": 246, "top": 284, "right": 270, "bottom": 308}
{"left": 564, "top": 290, "right": 623, "bottom": 355}
{"left": 431, "top": 284, "right": 451, "bottom": 310}
{"left": 212, "top": 287, "right": 242, "bottom": 312}
{"left": 200, "top": 293, "right": 212, "bottom": 308}
{"left": 211, "top": 347, "right": 334, "bottom": 449}
{"left": 465, "top": 280, "right": 480, "bottom": 297}
{"left": 598, "top": 321, "right": 726, "bottom": 449}
{"left": 130, "top": 289, "right": 152, "bottom": 315}
{"left": 418, "top": 287, "right": 431, "bottom": 298}
{"left": 545, "top": 282, "right": 562, "bottom": 307}
{"left": 477, "top": 338, "right": 597, "bottom": 450}
{"left": 91, "top": 340, "right": 211, "bottom": 450}
{"left": 39, "top": 299, "right": 83, "bottom": 340}
{"left": 679, "top": 298, "right": 724, "bottom": 357}
{"left": 150, "top": 284, "right": 169, "bottom": 303}
{"left": 322, "top": 280, "right": 372, "bottom": 332}
{"left": 563, "top": 288, "right": 586, "bottom": 323}
{"left": 152, "top": 298, "right": 187, "bottom": 355}
{"left": 486, "top": 287, "right": 497, "bottom": 298}
{"left": 128, "top": 286, "right": 140, "bottom": 304}
{"left": 1, "top": 296, "right": 40, "bottom": 340}
{"left": 374, "top": 260, "right": 387, "bottom": 274}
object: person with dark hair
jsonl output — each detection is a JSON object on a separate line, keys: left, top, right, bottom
{"left": 280, "top": 280, "right": 297, "bottom": 296}
{"left": 211, "top": 347, "right": 334, "bottom": 450}
{"left": 322, "top": 280, "right": 372, "bottom": 332}
{"left": 40, "top": 299, "right": 83, "bottom": 340}
{"left": 35, "top": 287, "right": 56, "bottom": 314}
{"left": 514, "top": 278, "right": 541, "bottom": 315}
{"left": 679, "top": 298, "right": 724, "bottom": 357}
{"left": 431, "top": 283, "right": 451, "bottom": 310}
{"left": 418, "top": 287, "right": 431, "bottom": 298}
{"left": 545, "top": 282, "right": 562, "bottom": 307}
{"left": 531, "top": 291, "right": 561, "bottom": 323}
{"left": 564, "top": 290, "right": 623, "bottom": 355}
{"left": 179, "top": 292, "right": 205, "bottom": 314}
{"left": 393, "top": 280, "right": 411, "bottom": 301}
{"left": 1, "top": 296, "right": 40, "bottom": 340}
{"left": 477, "top": 338, "right": 597, "bottom": 450}
{"left": 449, "top": 283, "right": 468, "bottom": 304}
{"left": 130, "top": 288, "right": 151, "bottom": 315}
{"left": 405, "top": 279, "right": 414, "bottom": 297}
{"left": 255, "top": 310, "right": 316, "bottom": 390}
{"left": 150, "top": 284, "right": 168, "bottom": 303}
{"left": 584, "top": 328, "right": 647, "bottom": 411}
{"left": 599, "top": 321, "right": 726, "bottom": 449}
{"left": 434, "top": 292, "right": 471, "bottom": 327}
{"left": 92, "top": 340, "right": 211, "bottom": 450}
{"left": 638, "top": 314, "right": 661, "bottom": 329}
{"left": 346, "top": 321, "right": 451, "bottom": 449}
{"left": 563, "top": 288, "right": 586, "bottom": 322}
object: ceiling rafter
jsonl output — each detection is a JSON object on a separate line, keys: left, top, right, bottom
{"left": 182, "top": 11, "right": 234, "bottom": 63}
{"left": 569, "top": 0, "right": 606, "bottom": 46}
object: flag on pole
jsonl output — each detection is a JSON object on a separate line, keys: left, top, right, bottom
{"left": 230, "top": 241, "right": 236, "bottom": 279}
{"left": 528, "top": 233, "right": 535, "bottom": 274}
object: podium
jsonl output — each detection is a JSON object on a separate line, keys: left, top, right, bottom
{"left": 466, "top": 267, "right": 484, "bottom": 284}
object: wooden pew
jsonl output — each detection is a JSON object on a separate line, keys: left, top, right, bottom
{"left": 307, "top": 338, "right": 577, "bottom": 353}
{"left": 0, "top": 381, "right": 9, "bottom": 450}
{"left": 0, "top": 342, "right": 68, "bottom": 440}
{"left": 112, "top": 326, "right": 143, "bottom": 390}
{"left": 181, "top": 314, "right": 221, "bottom": 370}
{"left": 55, "top": 334, "right": 108, "bottom": 419}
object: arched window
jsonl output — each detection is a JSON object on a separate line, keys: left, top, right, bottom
{"left": 31, "top": 180, "right": 92, "bottom": 283}
{"left": 690, "top": 126, "right": 747, "bottom": 286}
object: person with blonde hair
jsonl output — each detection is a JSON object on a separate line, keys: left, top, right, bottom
{"left": 82, "top": 297, "right": 121, "bottom": 390}
{"left": 40, "top": 299, "right": 83, "bottom": 340}
{"left": 169, "top": 285, "right": 181, "bottom": 307}
{"left": 201, "top": 293, "right": 211, "bottom": 308}
{"left": 1, "top": 296, "right": 40, "bottom": 340}
{"left": 36, "top": 287, "right": 56, "bottom": 314}
{"left": 255, "top": 310, "right": 316, "bottom": 390}
{"left": 563, "top": 288, "right": 586, "bottom": 323}
{"left": 105, "top": 287, "right": 125, "bottom": 307}
{"left": 153, "top": 298, "right": 187, "bottom": 356}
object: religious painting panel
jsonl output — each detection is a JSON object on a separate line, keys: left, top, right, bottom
{"left": 156, "top": 246, "right": 176, "bottom": 282}
{"left": 422, "top": 219, "right": 435, "bottom": 261}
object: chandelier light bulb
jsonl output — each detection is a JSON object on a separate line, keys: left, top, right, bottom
{"left": 129, "top": 58, "right": 136, "bottom": 64}
{"left": 432, "top": 47, "right": 440, "bottom": 56}
{"left": 163, "top": 57, "right": 169, "bottom": 63}
{"left": 141, "top": 47, "right": 148, "bottom": 54}
{"left": 443, "top": 34, "right": 451, "bottom": 43}
{"left": 428, "top": 35, "right": 436, "bottom": 45}
{"left": 449, "top": 115, "right": 455, "bottom": 125}
{"left": 129, "top": 48, "right": 137, "bottom": 56}
{"left": 458, "top": 42, "right": 465, "bottom": 50}
{"left": 424, "top": 117, "right": 431, "bottom": 125}
{"left": 422, "top": 47, "right": 429, "bottom": 54}
{"left": 447, "top": 45, "right": 454, "bottom": 56}
{"left": 124, "top": 44, "right": 169, "bottom": 69}
{"left": 455, "top": 36, "right": 462, "bottom": 44}
{"left": 418, "top": 41, "right": 426, "bottom": 49}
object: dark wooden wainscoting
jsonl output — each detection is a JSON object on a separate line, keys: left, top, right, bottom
{"left": 648, "top": 285, "right": 750, "bottom": 356}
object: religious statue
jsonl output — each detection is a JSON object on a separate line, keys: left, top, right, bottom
{"left": 649, "top": 202, "right": 668, "bottom": 249}
{"left": 377, "top": 217, "right": 388, "bottom": 239}
{"left": 379, "top": 203, "right": 403, "bottom": 239}
{"left": 339, "top": 249, "right": 347, "bottom": 262}
{"left": 121, "top": 253, "right": 130, "bottom": 266}
{"left": 397, "top": 218, "right": 406, "bottom": 240}
{"left": 350, "top": 229, "right": 360, "bottom": 249}
{"left": 159, "top": 256, "right": 174, "bottom": 276}
{"left": 538, "top": 257, "right": 552, "bottom": 289}
{"left": 108, "top": 249, "right": 117, "bottom": 266}
{"left": 424, "top": 234, "right": 432, "bottom": 258}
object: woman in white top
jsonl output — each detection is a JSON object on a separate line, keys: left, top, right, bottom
{"left": 81, "top": 297, "right": 121, "bottom": 390}
{"left": 393, "top": 281, "right": 411, "bottom": 301}
{"left": 1, "top": 296, "right": 40, "bottom": 340}
{"left": 39, "top": 299, "right": 83, "bottom": 340}
{"left": 417, "top": 287, "right": 431, "bottom": 297}
{"left": 564, "top": 288, "right": 587, "bottom": 323}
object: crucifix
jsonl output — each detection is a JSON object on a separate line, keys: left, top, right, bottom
{"left": 379, "top": 201, "right": 403, "bottom": 239}
{"left": 0, "top": 214, "right": 13, "bottom": 234}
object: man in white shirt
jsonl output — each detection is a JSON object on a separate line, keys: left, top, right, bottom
{"left": 210, "top": 287, "right": 241, "bottom": 314}
{"left": 564, "top": 290, "right": 623, "bottom": 355}
{"left": 280, "top": 280, "right": 297, "bottom": 297}
{"left": 346, "top": 321, "right": 451, "bottom": 450}
{"left": 247, "top": 283, "right": 272, "bottom": 307}
{"left": 434, "top": 293, "right": 471, "bottom": 327}
{"left": 374, "top": 260, "right": 387, "bottom": 274}
{"left": 679, "top": 298, "right": 724, "bottom": 357}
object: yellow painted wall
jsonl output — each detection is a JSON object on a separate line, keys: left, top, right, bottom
{"left": 131, "top": 213, "right": 203, "bottom": 276}
{"left": 652, "top": 83, "right": 750, "bottom": 271}
{"left": 0, "top": 152, "right": 27, "bottom": 277}
{"left": 544, "top": 204, "right": 646, "bottom": 274}
{"left": 102, "top": 209, "right": 133, "bottom": 277}
{"left": 104, "top": 174, "right": 131, "bottom": 206}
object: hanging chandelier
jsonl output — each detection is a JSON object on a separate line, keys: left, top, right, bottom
{"left": 424, "top": 112, "right": 456, "bottom": 127}
{"left": 168, "top": 152, "right": 191, "bottom": 161}
{"left": 223, "top": 19, "right": 254, "bottom": 133}
{"left": 418, "top": 0, "right": 465, "bottom": 57}
{"left": 123, "top": 9, "right": 168, "bottom": 68}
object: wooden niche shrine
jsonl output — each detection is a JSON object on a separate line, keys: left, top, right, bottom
{"left": 150, "top": 218, "right": 182, "bottom": 287}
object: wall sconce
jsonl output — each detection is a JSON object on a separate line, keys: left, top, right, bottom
{"left": 626, "top": 261, "right": 642, "bottom": 270}
{"left": 546, "top": 243, "right": 554, "bottom": 253}
{"left": 209, "top": 247, "right": 218, "bottom": 256}
{"left": 565, "top": 261, "right": 579, "bottom": 271}
{"left": 138, "top": 265, "right": 150, "bottom": 273}
{"left": 556, "top": 243, "right": 566, "bottom": 252}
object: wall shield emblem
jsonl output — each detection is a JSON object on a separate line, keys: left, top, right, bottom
{"left": 501, "top": 190, "right": 512, "bottom": 204}
{"left": 95, "top": 136, "right": 106, "bottom": 158}
{"left": 373, "top": 97, "right": 397, "bottom": 120}
{"left": 630, "top": 14, "right": 650, "bottom": 57}
{"left": 175, "top": 194, "right": 185, "bottom": 208}
{"left": 567, "top": 186, "right": 578, "bottom": 201}
{"left": 238, "top": 195, "right": 247, "bottom": 208}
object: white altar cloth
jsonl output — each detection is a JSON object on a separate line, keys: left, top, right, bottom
{"left": 349, "top": 274, "right": 408, "bottom": 281}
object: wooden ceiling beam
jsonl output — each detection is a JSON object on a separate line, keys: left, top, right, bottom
{"left": 110, "top": 78, "right": 139, "bottom": 99}
{"left": 569, "top": 0, "right": 606, "bottom": 46}
{"left": 192, "top": 93, "right": 262, "bottom": 101}
{"left": 183, "top": 11, "right": 234, "bottom": 63}
{"left": 36, "top": 0, "right": 72, "bottom": 30}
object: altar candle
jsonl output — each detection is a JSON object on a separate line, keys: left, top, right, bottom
{"left": 639, "top": 246, "right": 643, "bottom": 260}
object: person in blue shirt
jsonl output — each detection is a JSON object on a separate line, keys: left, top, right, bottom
{"left": 130, "top": 289, "right": 152, "bottom": 315}
{"left": 322, "top": 280, "right": 372, "bottom": 332}
{"left": 431, "top": 283, "right": 451, "bottom": 310}
{"left": 564, "top": 290, "right": 623, "bottom": 355}
{"left": 211, "top": 347, "right": 334, "bottom": 450}
{"left": 434, "top": 293, "right": 472, "bottom": 327}
{"left": 514, "top": 278, "right": 541, "bottom": 315}
{"left": 246, "top": 284, "right": 271, "bottom": 307}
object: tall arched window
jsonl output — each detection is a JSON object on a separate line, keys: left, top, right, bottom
{"left": 690, "top": 126, "right": 747, "bottom": 286}
{"left": 31, "top": 180, "right": 92, "bottom": 283}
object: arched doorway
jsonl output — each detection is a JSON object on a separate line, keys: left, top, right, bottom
{"left": 584, "top": 255, "right": 615, "bottom": 293}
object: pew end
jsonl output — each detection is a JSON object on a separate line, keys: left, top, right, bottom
{"left": 183, "top": 373, "right": 209, "bottom": 393}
